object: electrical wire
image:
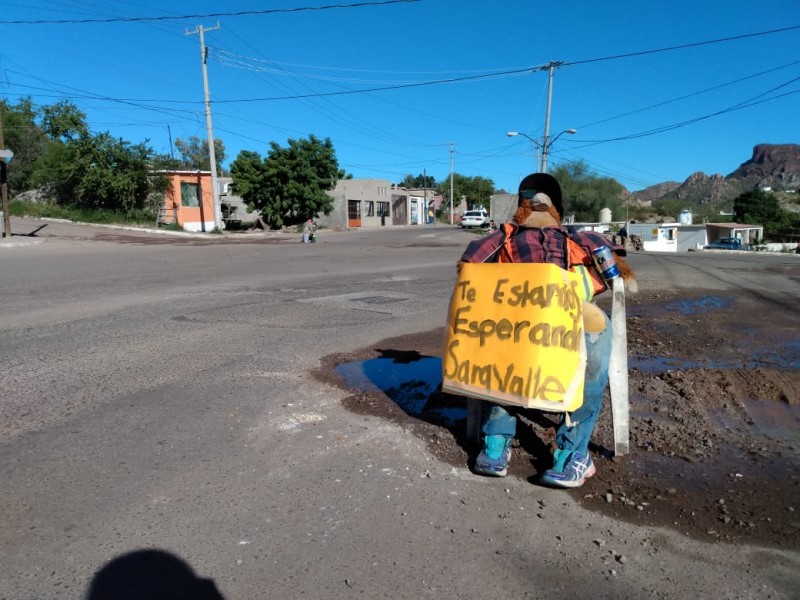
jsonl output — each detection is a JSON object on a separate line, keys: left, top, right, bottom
{"left": 0, "top": 0, "right": 421, "bottom": 24}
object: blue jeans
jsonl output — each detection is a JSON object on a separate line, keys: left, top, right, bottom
{"left": 482, "top": 311, "right": 613, "bottom": 454}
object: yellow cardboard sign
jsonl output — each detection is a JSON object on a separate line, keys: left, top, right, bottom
{"left": 442, "top": 262, "right": 586, "bottom": 412}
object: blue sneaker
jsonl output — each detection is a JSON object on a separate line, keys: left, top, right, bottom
{"left": 474, "top": 435, "right": 512, "bottom": 477}
{"left": 540, "top": 449, "right": 596, "bottom": 488}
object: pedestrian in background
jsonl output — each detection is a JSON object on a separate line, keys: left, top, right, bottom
{"left": 302, "top": 218, "right": 316, "bottom": 243}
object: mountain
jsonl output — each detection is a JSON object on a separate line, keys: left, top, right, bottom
{"left": 629, "top": 143, "right": 800, "bottom": 206}
{"left": 728, "top": 143, "right": 800, "bottom": 189}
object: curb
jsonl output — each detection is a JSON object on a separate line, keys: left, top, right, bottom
{"left": 0, "top": 237, "right": 46, "bottom": 249}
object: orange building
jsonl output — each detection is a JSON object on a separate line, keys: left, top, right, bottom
{"left": 159, "top": 170, "right": 215, "bottom": 232}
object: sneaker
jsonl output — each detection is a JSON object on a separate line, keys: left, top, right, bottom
{"left": 474, "top": 435, "right": 512, "bottom": 477}
{"left": 540, "top": 449, "right": 596, "bottom": 488}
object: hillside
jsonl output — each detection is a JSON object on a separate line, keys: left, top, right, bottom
{"left": 629, "top": 143, "right": 800, "bottom": 207}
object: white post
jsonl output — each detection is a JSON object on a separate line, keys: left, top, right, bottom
{"left": 608, "top": 276, "right": 630, "bottom": 456}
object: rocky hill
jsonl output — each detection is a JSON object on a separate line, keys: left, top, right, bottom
{"left": 629, "top": 143, "right": 800, "bottom": 206}
{"left": 728, "top": 144, "right": 800, "bottom": 189}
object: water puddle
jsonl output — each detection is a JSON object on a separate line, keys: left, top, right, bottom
{"left": 629, "top": 338, "right": 800, "bottom": 371}
{"left": 335, "top": 347, "right": 800, "bottom": 428}
{"left": 335, "top": 356, "right": 465, "bottom": 426}
{"left": 630, "top": 356, "right": 712, "bottom": 372}
{"left": 661, "top": 295, "right": 734, "bottom": 315}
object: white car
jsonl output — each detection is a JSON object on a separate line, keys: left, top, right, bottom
{"left": 460, "top": 209, "right": 489, "bottom": 229}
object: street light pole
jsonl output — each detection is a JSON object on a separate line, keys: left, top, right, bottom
{"left": 541, "top": 62, "right": 556, "bottom": 172}
{"left": 506, "top": 128, "right": 576, "bottom": 172}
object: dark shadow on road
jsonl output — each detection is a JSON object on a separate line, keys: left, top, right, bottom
{"left": 85, "top": 549, "right": 225, "bottom": 600}
{"left": 13, "top": 223, "right": 48, "bottom": 236}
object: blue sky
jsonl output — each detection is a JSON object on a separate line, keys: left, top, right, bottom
{"left": 2, "top": 1, "right": 799, "bottom": 192}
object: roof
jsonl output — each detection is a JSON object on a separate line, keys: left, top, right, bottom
{"left": 706, "top": 222, "right": 762, "bottom": 229}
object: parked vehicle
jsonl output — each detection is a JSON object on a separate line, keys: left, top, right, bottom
{"left": 704, "top": 237, "right": 750, "bottom": 251}
{"left": 460, "top": 209, "right": 489, "bottom": 229}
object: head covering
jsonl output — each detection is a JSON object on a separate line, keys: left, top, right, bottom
{"left": 518, "top": 173, "right": 563, "bottom": 218}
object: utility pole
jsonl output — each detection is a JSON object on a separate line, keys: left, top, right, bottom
{"left": 423, "top": 167, "right": 428, "bottom": 225}
{"left": 187, "top": 22, "right": 223, "bottom": 231}
{"left": 449, "top": 142, "right": 454, "bottom": 225}
{"left": 540, "top": 61, "right": 560, "bottom": 173}
{"left": 0, "top": 110, "right": 11, "bottom": 238}
{"left": 167, "top": 124, "right": 175, "bottom": 160}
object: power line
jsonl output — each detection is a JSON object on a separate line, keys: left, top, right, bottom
{"left": 8, "top": 25, "right": 797, "bottom": 106}
{"left": 6, "top": 81, "right": 199, "bottom": 118}
{"left": 0, "top": 0, "right": 420, "bottom": 24}
{"left": 574, "top": 79, "right": 800, "bottom": 145}
{"left": 215, "top": 30, "right": 431, "bottom": 149}
{"left": 563, "top": 24, "right": 800, "bottom": 67}
{"left": 576, "top": 59, "right": 800, "bottom": 130}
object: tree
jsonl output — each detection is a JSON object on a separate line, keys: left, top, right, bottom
{"left": 733, "top": 188, "right": 782, "bottom": 224}
{"left": 1, "top": 98, "right": 95, "bottom": 200}
{"left": 0, "top": 98, "right": 49, "bottom": 196}
{"left": 150, "top": 152, "right": 184, "bottom": 172}
{"left": 32, "top": 131, "right": 154, "bottom": 212}
{"left": 437, "top": 173, "right": 495, "bottom": 210}
{"left": 550, "top": 161, "right": 625, "bottom": 222}
{"left": 733, "top": 188, "right": 790, "bottom": 238}
{"left": 1, "top": 98, "right": 178, "bottom": 214}
{"left": 399, "top": 173, "right": 435, "bottom": 189}
{"left": 230, "top": 135, "right": 340, "bottom": 228}
{"left": 41, "top": 100, "right": 88, "bottom": 142}
{"left": 174, "top": 135, "right": 226, "bottom": 174}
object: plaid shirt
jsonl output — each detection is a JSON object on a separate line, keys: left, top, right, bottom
{"left": 460, "top": 225, "right": 620, "bottom": 295}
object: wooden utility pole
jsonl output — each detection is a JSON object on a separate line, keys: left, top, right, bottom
{"left": 0, "top": 109, "right": 11, "bottom": 238}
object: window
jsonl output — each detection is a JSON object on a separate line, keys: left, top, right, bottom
{"left": 180, "top": 182, "right": 200, "bottom": 207}
{"left": 365, "top": 201, "right": 375, "bottom": 217}
{"left": 378, "top": 202, "right": 389, "bottom": 217}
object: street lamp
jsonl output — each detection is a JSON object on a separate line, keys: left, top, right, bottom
{"left": 506, "top": 129, "right": 576, "bottom": 173}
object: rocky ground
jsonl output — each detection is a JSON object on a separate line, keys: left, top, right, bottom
{"left": 317, "top": 289, "right": 800, "bottom": 551}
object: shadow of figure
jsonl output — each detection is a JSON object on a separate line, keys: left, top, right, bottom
{"left": 85, "top": 549, "right": 225, "bottom": 600}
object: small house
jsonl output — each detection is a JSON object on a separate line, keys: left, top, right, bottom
{"left": 157, "top": 170, "right": 215, "bottom": 232}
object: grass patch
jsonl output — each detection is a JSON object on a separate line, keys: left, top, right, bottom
{"left": 9, "top": 200, "right": 157, "bottom": 227}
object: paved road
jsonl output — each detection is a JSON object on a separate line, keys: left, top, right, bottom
{"left": 2, "top": 218, "right": 799, "bottom": 599}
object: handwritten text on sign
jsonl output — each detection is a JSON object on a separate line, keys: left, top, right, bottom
{"left": 442, "top": 263, "right": 587, "bottom": 412}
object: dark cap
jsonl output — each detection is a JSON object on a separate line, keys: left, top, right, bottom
{"left": 518, "top": 173, "right": 563, "bottom": 217}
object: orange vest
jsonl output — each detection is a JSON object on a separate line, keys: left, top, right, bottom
{"left": 495, "top": 223, "right": 605, "bottom": 300}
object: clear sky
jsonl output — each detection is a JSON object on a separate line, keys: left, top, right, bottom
{"left": 2, "top": 1, "right": 799, "bottom": 192}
